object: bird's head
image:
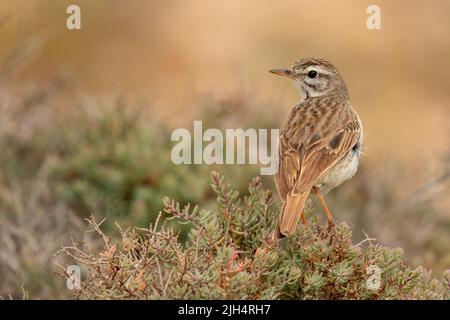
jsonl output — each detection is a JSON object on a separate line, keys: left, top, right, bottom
{"left": 270, "top": 58, "right": 348, "bottom": 101}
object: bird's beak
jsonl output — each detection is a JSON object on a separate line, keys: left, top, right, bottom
{"left": 269, "top": 68, "right": 294, "bottom": 79}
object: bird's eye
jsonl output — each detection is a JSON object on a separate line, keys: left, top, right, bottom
{"left": 307, "top": 70, "right": 318, "bottom": 79}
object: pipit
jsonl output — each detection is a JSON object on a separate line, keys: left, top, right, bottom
{"left": 270, "top": 58, "right": 363, "bottom": 240}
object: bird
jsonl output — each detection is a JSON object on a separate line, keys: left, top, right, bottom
{"left": 269, "top": 58, "right": 363, "bottom": 240}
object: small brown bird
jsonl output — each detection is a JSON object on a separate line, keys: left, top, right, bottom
{"left": 270, "top": 58, "right": 363, "bottom": 240}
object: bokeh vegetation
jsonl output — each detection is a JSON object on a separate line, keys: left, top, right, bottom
{"left": 0, "top": 81, "right": 448, "bottom": 299}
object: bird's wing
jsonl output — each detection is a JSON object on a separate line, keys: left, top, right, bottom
{"left": 275, "top": 102, "right": 361, "bottom": 198}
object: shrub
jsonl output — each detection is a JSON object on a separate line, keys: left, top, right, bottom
{"left": 56, "top": 172, "right": 450, "bottom": 300}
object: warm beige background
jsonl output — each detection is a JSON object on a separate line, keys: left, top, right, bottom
{"left": 1, "top": 0, "right": 449, "bottom": 167}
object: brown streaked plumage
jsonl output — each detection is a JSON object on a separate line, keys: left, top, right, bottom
{"left": 270, "top": 58, "right": 363, "bottom": 240}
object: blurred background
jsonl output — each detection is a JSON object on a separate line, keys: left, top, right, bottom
{"left": 0, "top": 0, "right": 448, "bottom": 298}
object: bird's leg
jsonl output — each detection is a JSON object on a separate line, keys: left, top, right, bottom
{"left": 312, "top": 187, "right": 336, "bottom": 226}
{"left": 300, "top": 211, "right": 308, "bottom": 225}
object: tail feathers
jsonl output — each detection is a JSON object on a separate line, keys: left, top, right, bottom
{"left": 272, "top": 188, "right": 311, "bottom": 240}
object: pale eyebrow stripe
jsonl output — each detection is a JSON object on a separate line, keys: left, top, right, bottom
{"left": 305, "top": 66, "right": 333, "bottom": 75}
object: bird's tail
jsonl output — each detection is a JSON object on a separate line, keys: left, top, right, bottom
{"left": 272, "top": 187, "right": 311, "bottom": 240}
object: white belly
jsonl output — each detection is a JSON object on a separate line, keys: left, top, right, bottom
{"left": 315, "top": 148, "right": 360, "bottom": 194}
